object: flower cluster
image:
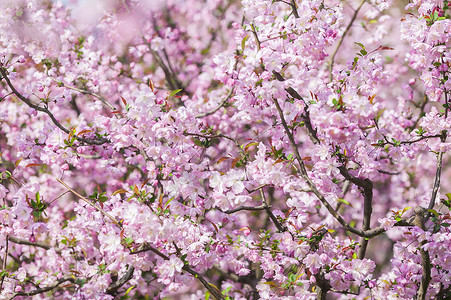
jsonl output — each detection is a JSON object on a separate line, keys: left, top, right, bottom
{"left": 0, "top": 0, "right": 450, "bottom": 299}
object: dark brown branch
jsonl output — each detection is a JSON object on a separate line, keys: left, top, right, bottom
{"left": 302, "top": 105, "right": 320, "bottom": 144}
{"left": 272, "top": 96, "right": 388, "bottom": 239}
{"left": 272, "top": 71, "right": 320, "bottom": 144}
{"left": 106, "top": 266, "right": 135, "bottom": 295}
{"left": 377, "top": 169, "right": 400, "bottom": 175}
{"left": 329, "top": 0, "right": 366, "bottom": 82}
{"left": 428, "top": 143, "right": 445, "bottom": 212}
{"left": 11, "top": 276, "right": 74, "bottom": 298}
{"left": 273, "top": 70, "right": 303, "bottom": 100}
{"left": 330, "top": 288, "right": 360, "bottom": 295}
{"left": 129, "top": 244, "right": 224, "bottom": 299}
{"left": 338, "top": 166, "right": 373, "bottom": 259}
{"left": 224, "top": 204, "right": 268, "bottom": 214}
{"left": 412, "top": 207, "right": 431, "bottom": 300}
{"left": 150, "top": 49, "right": 189, "bottom": 98}
{"left": 382, "top": 134, "right": 442, "bottom": 146}
{"left": 8, "top": 236, "right": 51, "bottom": 250}
{"left": 315, "top": 271, "right": 331, "bottom": 300}
{"left": 425, "top": 131, "right": 447, "bottom": 222}
{"left": 182, "top": 265, "right": 224, "bottom": 300}
{"left": 260, "top": 189, "right": 286, "bottom": 232}
{"left": 290, "top": 0, "right": 300, "bottom": 18}
{"left": 0, "top": 68, "right": 109, "bottom": 145}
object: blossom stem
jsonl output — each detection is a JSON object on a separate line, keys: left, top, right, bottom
{"left": 329, "top": 0, "right": 366, "bottom": 82}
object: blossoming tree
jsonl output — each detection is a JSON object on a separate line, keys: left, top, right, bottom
{"left": 0, "top": 0, "right": 450, "bottom": 299}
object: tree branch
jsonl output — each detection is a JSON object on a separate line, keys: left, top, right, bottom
{"left": 129, "top": 244, "right": 224, "bottom": 299}
{"left": 49, "top": 77, "right": 116, "bottom": 110}
{"left": 106, "top": 266, "right": 135, "bottom": 296}
{"left": 329, "top": 0, "right": 366, "bottom": 82}
{"left": 196, "top": 88, "right": 235, "bottom": 118}
{"left": 272, "top": 96, "right": 387, "bottom": 239}
{"left": 0, "top": 235, "right": 9, "bottom": 291}
{"left": 8, "top": 236, "right": 51, "bottom": 250}
{"left": 11, "top": 276, "right": 74, "bottom": 298}
{"left": 272, "top": 71, "right": 320, "bottom": 144}
{"left": 57, "top": 179, "right": 120, "bottom": 226}
{"left": 223, "top": 204, "right": 268, "bottom": 214}
{"left": 338, "top": 166, "right": 373, "bottom": 259}
{"left": 0, "top": 68, "right": 109, "bottom": 145}
{"left": 290, "top": 0, "right": 300, "bottom": 18}
{"left": 260, "top": 188, "right": 287, "bottom": 232}
{"left": 412, "top": 207, "right": 431, "bottom": 300}
{"left": 428, "top": 146, "right": 445, "bottom": 212}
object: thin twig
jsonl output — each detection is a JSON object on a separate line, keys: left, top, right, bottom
{"left": 409, "top": 94, "right": 428, "bottom": 132}
{"left": 0, "top": 68, "right": 109, "bottom": 145}
{"left": 0, "top": 235, "right": 9, "bottom": 291}
{"left": 246, "top": 184, "right": 270, "bottom": 194}
{"left": 11, "top": 276, "right": 74, "bottom": 298}
{"left": 250, "top": 24, "right": 261, "bottom": 51}
{"left": 48, "top": 190, "right": 70, "bottom": 205}
{"left": 329, "top": 0, "right": 366, "bottom": 82}
{"left": 57, "top": 179, "right": 120, "bottom": 226}
{"left": 183, "top": 132, "right": 244, "bottom": 156}
{"left": 428, "top": 144, "right": 445, "bottom": 212}
{"left": 49, "top": 77, "right": 116, "bottom": 110}
{"left": 196, "top": 88, "right": 235, "bottom": 118}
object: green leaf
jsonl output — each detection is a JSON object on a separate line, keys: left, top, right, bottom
{"left": 205, "top": 291, "right": 211, "bottom": 300}
{"left": 244, "top": 142, "right": 259, "bottom": 153}
{"left": 222, "top": 286, "right": 232, "bottom": 295}
{"left": 241, "top": 35, "right": 249, "bottom": 51}
{"left": 193, "top": 139, "right": 203, "bottom": 147}
{"left": 401, "top": 206, "right": 411, "bottom": 215}
{"left": 124, "top": 285, "right": 136, "bottom": 296}
{"left": 427, "top": 209, "right": 439, "bottom": 217}
{"left": 123, "top": 237, "right": 134, "bottom": 245}
{"left": 355, "top": 42, "right": 365, "bottom": 50}
{"left": 337, "top": 198, "right": 351, "bottom": 206}
{"left": 169, "top": 89, "right": 182, "bottom": 97}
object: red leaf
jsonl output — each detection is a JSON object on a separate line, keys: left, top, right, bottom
{"left": 25, "top": 163, "right": 41, "bottom": 168}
